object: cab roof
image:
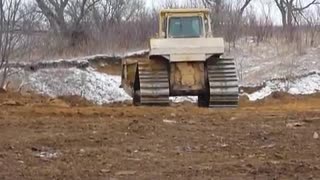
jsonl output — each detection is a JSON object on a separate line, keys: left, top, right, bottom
{"left": 160, "top": 8, "right": 210, "bottom": 15}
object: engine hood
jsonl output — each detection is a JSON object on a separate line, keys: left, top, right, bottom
{"left": 149, "top": 38, "right": 224, "bottom": 62}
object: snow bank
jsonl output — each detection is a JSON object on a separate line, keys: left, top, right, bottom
{"left": 27, "top": 68, "right": 131, "bottom": 104}
{"left": 23, "top": 67, "right": 198, "bottom": 104}
{"left": 5, "top": 47, "right": 320, "bottom": 104}
{"left": 123, "top": 49, "right": 149, "bottom": 58}
{"left": 24, "top": 67, "right": 198, "bottom": 104}
{"left": 15, "top": 68, "right": 320, "bottom": 104}
{"left": 229, "top": 39, "right": 320, "bottom": 87}
{"left": 246, "top": 72, "right": 320, "bottom": 101}
{"left": 8, "top": 49, "right": 149, "bottom": 70}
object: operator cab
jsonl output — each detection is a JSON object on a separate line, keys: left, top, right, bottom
{"left": 159, "top": 9, "right": 212, "bottom": 39}
{"left": 168, "top": 16, "right": 203, "bottom": 38}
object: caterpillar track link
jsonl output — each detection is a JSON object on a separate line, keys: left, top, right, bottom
{"left": 207, "top": 58, "right": 239, "bottom": 108}
{"left": 134, "top": 61, "right": 170, "bottom": 105}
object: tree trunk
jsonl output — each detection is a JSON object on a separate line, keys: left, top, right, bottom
{"left": 0, "top": 62, "right": 8, "bottom": 91}
{"left": 213, "top": 0, "right": 221, "bottom": 34}
{"left": 286, "top": 2, "right": 294, "bottom": 41}
{"left": 281, "top": 10, "right": 287, "bottom": 28}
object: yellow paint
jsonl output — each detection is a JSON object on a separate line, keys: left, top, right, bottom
{"left": 171, "top": 62, "right": 204, "bottom": 91}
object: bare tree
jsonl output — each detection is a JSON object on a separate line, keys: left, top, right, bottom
{"left": 35, "top": 0, "right": 99, "bottom": 39}
{"left": 250, "top": 0, "right": 274, "bottom": 45}
{"left": 297, "top": 6, "right": 320, "bottom": 47}
{"left": 186, "top": 0, "right": 203, "bottom": 8}
{"left": 275, "top": 0, "right": 320, "bottom": 28}
{"left": 225, "top": 0, "right": 252, "bottom": 48}
{"left": 274, "top": 0, "right": 320, "bottom": 40}
{"left": 6, "top": 0, "right": 320, "bottom": 62}
{"left": 0, "top": 0, "right": 22, "bottom": 90}
{"left": 239, "top": 0, "right": 252, "bottom": 16}
{"left": 16, "top": 2, "right": 45, "bottom": 60}
{"left": 203, "top": 0, "right": 252, "bottom": 38}
{"left": 202, "top": 0, "right": 222, "bottom": 33}
{"left": 159, "top": 0, "right": 180, "bottom": 8}
{"left": 92, "top": 0, "right": 144, "bottom": 31}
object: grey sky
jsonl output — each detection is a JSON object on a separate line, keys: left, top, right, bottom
{"left": 144, "top": 0, "right": 282, "bottom": 24}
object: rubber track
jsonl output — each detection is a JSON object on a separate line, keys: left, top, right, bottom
{"left": 138, "top": 61, "right": 170, "bottom": 105}
{"left": 207, "top": 58, "right": 239, "bottom": 108}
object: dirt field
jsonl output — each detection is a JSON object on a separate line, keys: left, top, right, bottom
{"left": 0, "top": 92, "right": 319, "bottom": 180}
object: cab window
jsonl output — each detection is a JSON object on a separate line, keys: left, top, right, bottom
{"left": 168, "top": 16, "right": 203, "bottom": 38}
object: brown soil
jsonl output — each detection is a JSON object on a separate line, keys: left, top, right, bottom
{"left": 57, "top": 95, "right": 94, "bottom": 107}
{"left": 0, "top": 92, "right": 320, "bottom": 180}
{"left": 96, "top": 64, "right": 122, "bottom": 75}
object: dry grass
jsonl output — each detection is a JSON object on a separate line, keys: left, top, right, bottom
{"left": 9, "top": 26, "right": 320, "bottom": 63}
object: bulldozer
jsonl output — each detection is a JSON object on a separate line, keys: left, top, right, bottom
{"left": 121, "top": 8, "right": 239, "bottom": 108}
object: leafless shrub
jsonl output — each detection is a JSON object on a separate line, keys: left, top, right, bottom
{"left": 159, "top": 0, "right": 180, "bottom": 8}
{"left": 244, "top": 1, "right": 274, "bottom": 46}
{"left": 35, "top": 0, "right": 100, "bottom": 45}
{"left": 275, "top": 0, "right": 320, "bottom": 41}
{"left": 0, "top": 0, "right": 23, "bottom": 90}
{"left": 0, "top": 0, "right": 318, "bottom": 61}
{"left": 186, "top": 0, "right": 204, "bottom": 8}
{"left": 299, "top": 7, "right": 320, "bottom": 47}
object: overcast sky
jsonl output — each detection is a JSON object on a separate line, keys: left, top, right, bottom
{"left": 144, "top": 0, "right": 282, "bottom": 24}
{"left": 145, "top": 0, "right": 316, "bottom": 24}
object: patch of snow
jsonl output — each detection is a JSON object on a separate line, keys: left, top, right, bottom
{"left": 32, "top": 147, "right": 61, "bottom": 160}
{"left": 124, "top": 49, "right": 149, "bottom": 58}
{"left": 5, "top": 44, "right": 320, "bottom": 104}
{"left": 163, "top": 119, "right": 177, "bottom": 124}
{"left": 229, "top": 39, "right": 320, "bottom": 86}
{"left": 27, "top": 68, "right": 131, "bottom": 104}
{"left": 170, "top": 96, "right": 197, "bottom": 103}
{"left": 246, "top": 73, "right": 320, "bottom": 101}
{"left": 245, "top": 86, "right": 274, "bottom": 101}
{"left": 34, "top": 151, "right": 60, "bottom": 160}
{"left": 8, "top": 67, "right": 319, "bottom": 104}
{"left": 10, "top": 57, "right": 89, "bottom": 66}
{"left": 47, "top": 58, "right": 88, "bottom": 64}
{"left": 6, "top": 64, "right": 320, "bottom": 104}
{"left": 82, "top": 54, "right": 114, "bottom": 60}
{"left": 8, "top": 49, "right": 149, "bottom": 68}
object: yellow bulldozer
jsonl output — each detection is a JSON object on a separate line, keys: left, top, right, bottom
{"left": 121, "top": 8, "right": 239, "bottom": 108}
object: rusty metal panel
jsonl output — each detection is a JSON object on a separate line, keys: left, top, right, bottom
{"left": 170, "top": 62, "right": 205, "bottom": 94}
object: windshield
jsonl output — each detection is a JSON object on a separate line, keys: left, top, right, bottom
{"left": 168, "top": 16, "right": 203, "bottom": 38}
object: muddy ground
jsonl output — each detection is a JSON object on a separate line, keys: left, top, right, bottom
{"left": 0, "top": 92, "right": 319, "bottom": 180}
